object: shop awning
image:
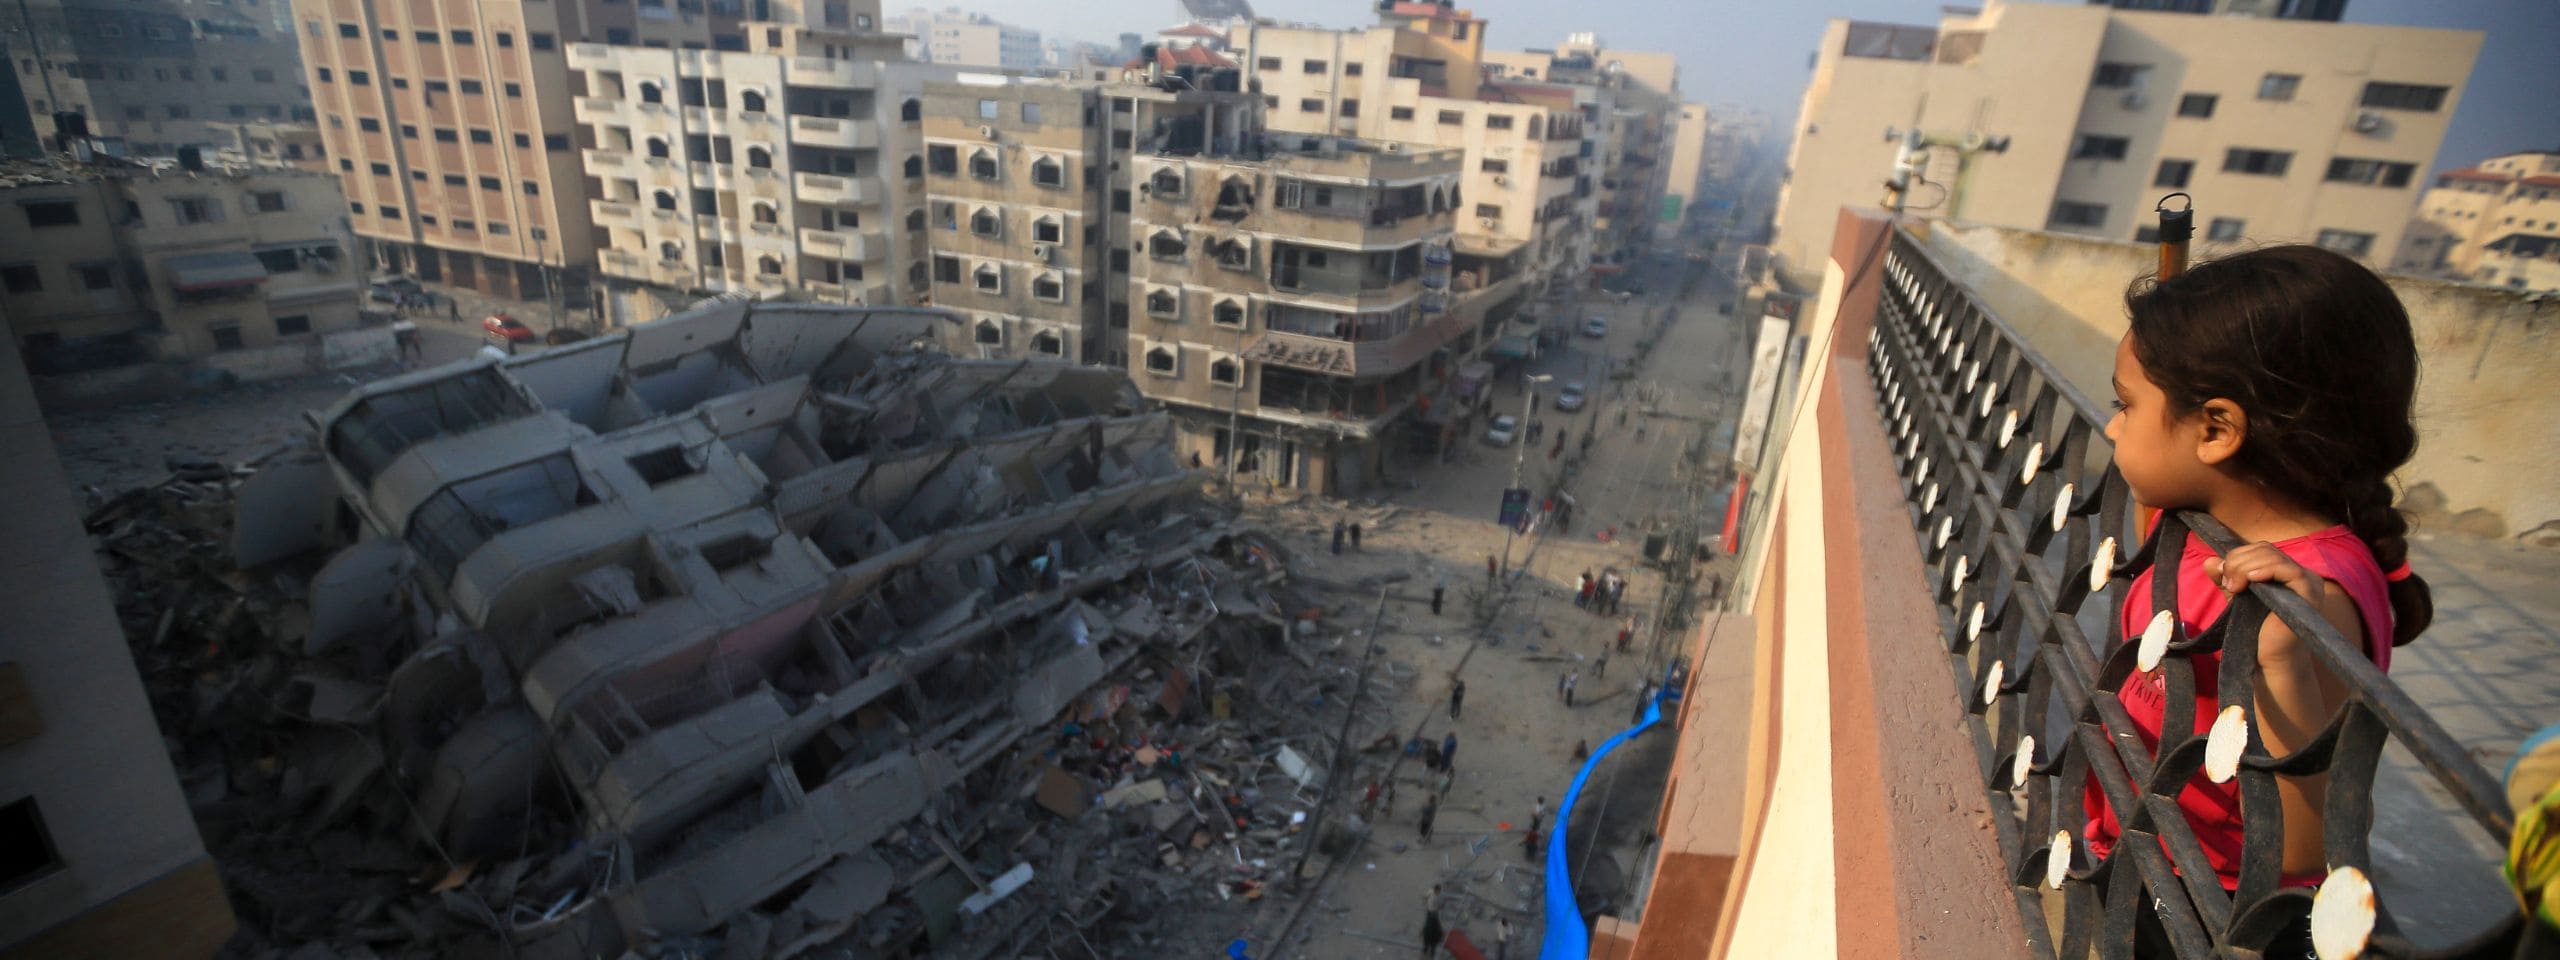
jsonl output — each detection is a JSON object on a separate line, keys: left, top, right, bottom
{"left": 166, "top": 251, "right": 270, "bottom": 292}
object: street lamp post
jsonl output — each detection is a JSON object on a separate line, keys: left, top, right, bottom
{"left": 1499, "top": 372, "right": 1554, "bottom": 581}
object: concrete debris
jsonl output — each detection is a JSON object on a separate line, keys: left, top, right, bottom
{"left": 87, "top": 301, "right": 1426, "bottom": 959}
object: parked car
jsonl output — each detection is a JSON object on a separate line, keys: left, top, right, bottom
{"left": 1555, "top": 382, "right": 1587, "bottom": 412}
{"left": 1483, "top": 414, "right": 1520, "bottom": 446}
{"left": 1581, "top": 316, "right": 1609, "bottom": 338}
{"left": 482, "top": 313, "right": 538, "bottom": 344}
{"left": 367, "top": 276, "right": 421, "bottom": 304}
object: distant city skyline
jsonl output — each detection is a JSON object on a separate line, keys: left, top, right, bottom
{"left": 928, "top": 0, "right": 2555, "bottom": 178}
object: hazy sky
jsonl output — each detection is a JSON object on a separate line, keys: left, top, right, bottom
{"left": 940, "top": 0, "right": 2556, "bottom": 174}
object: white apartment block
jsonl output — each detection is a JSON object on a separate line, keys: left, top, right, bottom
{"left": 570, "top": 24, "right": 960, "bottom": 316}
{"left": 1774, "top": 0, "right": 2479, "bottom": 277}
{"left": 885, "top": 8, "right": 1042, "bottom": 71}
{"left": 2396, "top": 150, "right": 2560, "bottom": 293}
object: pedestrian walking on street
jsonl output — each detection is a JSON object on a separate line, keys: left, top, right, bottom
{"left": 1520, "top": 826, "right": 1541, "bottom": 861}
{"left": 1576, "top": 570, "right": 1594, "bottom": 608}
{"left": 1436, "top": 766, "right": 1454, "bottom": 799}
{"left": 1617, "top": 618, "right": 1635, "bottom": 653}
{"left": 1418, "top": 796, "right": 1437, "bottom": 841}
{"left": 1362, "top": 779, "right": 1382, "bottom": 819}
{"left": 1573, "top": 738, "right": 1590, "bottom": 763}
{"left": 1447, "top": 678, "right": 1465, "bottom": 720}
{"left": 1440, "top": 732, "right": 1457, "bottom": 771}
{"left": 1556, "top": 670, "right": 1571, "bottom": 702}
{"left": 1431, "top": 576, "right": 1446, "bottom": 616}
{"left": 1595, "top": 651, "right": 1609, "bottom": 680}
{"left": 1348, "top": 520, "right": 1362, "bottom": 551}
{"left": 1530, "top": 796, "right": 1547, "bottom": 836}
{"left": 1564, "top": 670, "right": 1579, "bottom": 708}
{"left": 1496, "top": 918, "right": 1514, "bottom": 960}
{"left": 1424, "top": 741, "right": 1442, "bottom": 773}
{"left": 1421, "top": 906, "right": 1445, "bottom": 959}
{"left": 1331, "top": 519, "right": 1345, "bottom": 555}
{"left": 447, "top": 298, "right": 460, "bottom": 323}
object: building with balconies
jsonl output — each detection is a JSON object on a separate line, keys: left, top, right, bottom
{"left": 5, "top": 0, "right": 314, "bottom": 157}
{"left": 0, "top": 158, "right": 374, "bottom": 379}
{"left": 2393, "top": 150, "right": 2560, "bottom": 293}
{"left": 571, "top": 25, "right": 956, "bottom": 318}
{"left": 1773, "top": 0, "right": 2480, "bottom": 282}
{"left": 921, "top": 78, "right": 1110, "bottom": 364}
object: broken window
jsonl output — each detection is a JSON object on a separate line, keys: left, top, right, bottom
{"left": 927, "top": 144, "right": 957, "bottom": 175}
{"left": 759, "top": 255, "right": 783, "bottom": 276}
{"left": 627, "top": 446, "right": 698, "bottom": 486}
{"left": 1212, "top": 176, "right": 1252, "bottom": 221}
{"left": 1149, "top": 232, "right": 1186, "bottom": 261}
{"left": 660, "top": 241, "right": 683, "bottom": 262}
{"left": 752, "top": 202, "right": 778, "bottom": 224}
{"left": 1150, "top": 167, "right": 1184, "bottom": 199}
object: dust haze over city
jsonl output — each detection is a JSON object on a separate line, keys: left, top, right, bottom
{"left": 1, "top": 0, "right": 2556, "bottom": 956}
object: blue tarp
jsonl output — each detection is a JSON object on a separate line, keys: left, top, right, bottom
{"left": 1539, "top": 668, "right": 1680, "bottom": 960}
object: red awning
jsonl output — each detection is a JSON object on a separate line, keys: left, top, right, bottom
{"left": 166, "top": 252, "right": 270, "bottom": 292}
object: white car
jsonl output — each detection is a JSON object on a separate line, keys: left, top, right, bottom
{"left": 1581, "top": 316, "right": 1609, "bottom": 338}
{"left": 1555, "top": 382, "right": 1587, "bottom": 412}
{"left": 1483, "top": 414, "right": 1520, "bottom": 446}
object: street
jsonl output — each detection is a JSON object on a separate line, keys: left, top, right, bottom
{"left": 1236, "top": 243, "right": 1767, "bottom": 956}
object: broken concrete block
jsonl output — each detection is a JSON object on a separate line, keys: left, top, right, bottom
{"left": 1100, "top": 777, "right": 1167, "bottom": 809}
{"left": 1034, "top": 764, "right": 1091, "bottom": 819}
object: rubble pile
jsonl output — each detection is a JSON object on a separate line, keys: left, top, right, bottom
{"left": 80, "top": 302, "right": 1429, "bottom": 959}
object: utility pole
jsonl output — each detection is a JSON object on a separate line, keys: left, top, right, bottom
{"left": 1499, "top": 372, "right": 1553, "bottom": 580}
{"left": 1291, "top": 585, "right": 1389, "bottom": 890}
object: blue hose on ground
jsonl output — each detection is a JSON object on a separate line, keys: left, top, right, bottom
{"left": 1538, "top": 677, "right": 1675, "bottom": 960}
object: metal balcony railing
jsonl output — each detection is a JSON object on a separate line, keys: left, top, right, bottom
{"left": 1865, "top": 226, "right": 2535, "bottom": 959}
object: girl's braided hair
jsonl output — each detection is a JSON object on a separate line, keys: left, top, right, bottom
{"left": 2124, "top": 244, "right": 2432, "bottom": 646}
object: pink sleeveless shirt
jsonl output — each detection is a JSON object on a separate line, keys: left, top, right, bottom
{"left": 2083, "top": 525, "right": 2395, "bottom": 888}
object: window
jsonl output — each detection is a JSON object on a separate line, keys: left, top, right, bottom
{"left": 495, "top": 31, "right": 514, "bottom": 47}
{"left": 253, "top": 68, "right": 274, "bottom": 83}
{"left": 504, "top": 82, "right": 521, "bottom": 98}
{"left": 401, "top": 124, "right": 419, "bottom": 139}
{"left": 1032, "top": 331, "right": 1062, "bottom": 356}
{"left": 2207, "top": 217, "right": 2245, "bottom": 242}
{"left": 1438, "top": 110, "right": 1464, "bottom": 126}
{"left": 1485, "top": 114, "right": 1513, "bottom": 130}
{"left": 348, "top": 71, "right": 369, "bottom": 86}
{"left": 2223, "top": 148, "right": 2293, "bottom": 177}
{"left": 469, "top": 129, "right": 493, "bottom": 144}
{"left": 973, "top": 320, "right": 1003, "bottom": 345}
{"left": 358, "top": 117, "right": 381, "bottom": 132}
{"left": 1144, "top": 347, "right": 1176, "bottom": 375}
{"left": 434, "top": 128, "right": 459, "bottom": 143}
{"left": 380, "top": 207, "right": 402, "bottom": 220}
{"left": 210, "top": 325, "right": 244, "bottom": 350}
{"left": 2047, "top": 201, "right": 2107, "bottom": 229}
{"left": 316, "top": 67, "right": 331, "bottom": 82}
{"left": 1032, "top": 273, "right": 1065, "bottom": 302}
{"left": 2325, "top": 157, "right": 2416, "bottom": 188}
{"left": 2154, "top": 158, "right": 2194, "bottom": 189}
{"left": 274, "top": 314, "right": 311, "bottom": 336}
{"left": 250, "top": 190, "right": 288, "bottom": 213}
{"left": 460, "top": 80, "right": 482, "bottom": 95}
{"left": 530, "top": 32, "right": 555, "bottom": 50}
{"left": 970, "top": 207, "right": 1000, "bottom": 238}
{"left": 0, "top": 265, "right": 39, "bottom": 293}
{"left": 1033, "top": 217, "right": 1062, "bottom": 244}
{"left": 927, "top": 144, "right": 957, "bottom": 175}
{"left": 337, "top": 22, "right": 359, "bottom": 37}
{"left": 1474, "top": 204, "right": 1501, "bottom": 220}
{"left": 1299, "top": 98, "right": 1323, "bottom": 113}
{"left": 170, "top": 196, "right": 222, "bottom": 224}
{"left": 1302, "top": 59, "right": 1326, "bottom": 74}
{"left": 1149, "top": 231, "right": 1186, "bottom": 260}
{"left": 1340, "top": 99, "right": 1359, "bottom": 118}
{"left": 2090, "top": 62, "right": 2148, "bottom": 89}
{"left": 933, "top": 255, "right": 960, "bottom": 284}
{"left": 1390, "top": 106, "right": 1414, "bottom": 121}
{"left": 1021, "top": 102, "right": 1042, "bottom": 123}
{"left": 1344, "top": 62, "right": 1362, "bottom": 77}
{"left": 166, "top": 104, "right": 191, "bottom": 119}
{"left": 969, "top": 151, "right": 997, "bottom": 180}
{"left": 977, "top": 98, "right": 997, "bottom": 120}
{"left": 2314, "top": 229, "right": 2374, "bottom": 257}
{"left": 2071, "top": 134, "right": 2129, "bottom": 161}
{"left": 409, "top": 28, "right": 432, "bottom": 41}
{"left": 1258, "top": 56, "right": 1280, "bottom": 71}
{"left": 545, "top": 134, "right": 569, "bottom": 150}
{"left": 2177, "top": 93, "right": 2216, "bottom": 118}
{"left": 2257, "top": 73, "right": 2300, "bottom": 102}
{"left": 1212, "top": 299, "right": 1244, "bottom": 327}
{"left": 901, "top": 98, "right": 921, "bottom": 122}
{"left": 972, "top": 263, "right": 1001, "bottom": 293}
{"left": 757, "top": 255, "right": 782, "bottom": 276}
{"left": 2360, "top": 82, "right": 2447, "bottom": 112}
{"left": 1031, "top": 156, "right": 1064, "bottom": 187}
{"left": 1146, "top": 286, "right": 1179, "bottom": 318}
{"left": 22, "top": 201, "right": 78, "bottom": 228}
{"left": 76, "top": 263, "right": 113, "bottom": 289}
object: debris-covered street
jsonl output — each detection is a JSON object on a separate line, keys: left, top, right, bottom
{"left": 64, "top": 252, "right": 1752, "bottom": 959}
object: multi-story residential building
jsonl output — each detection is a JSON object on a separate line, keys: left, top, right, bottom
{"left": 1773, "top": 0, "right": 2479, "bottom": 278}
{"left": 208, "top": 121, "right": 331, "bottom": 173}
{"left": 5, "top": 0, "right": 313, "bottom": 156}
{"left": 1485, "top": 32, "right": 1682, "bottom": 262}
{"left": 1, "top": 159, "right": 366, "bottom": 373}
{"left": 929, "top": 54, "right": 1526, "bottom": 492}
{"left": 1657, "top": 103, "right": 1712, "bottom": 241}
{"left": 2394, "top": 150, "right": 2560, "bottom": 292}
{"left": 884, "top": 8, "right": 1041, "bottom": 71}
{"left": 1242, "top": 7, "right": 1593, "bottom": 297}
{"left": 921, "top": 77, "right": 1109, "bottom": 363}
{"left": 568, "top": 24, "right": 955, "bottom": 316}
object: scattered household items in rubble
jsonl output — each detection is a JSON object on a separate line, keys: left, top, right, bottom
{"left": 89, "top": 301, "right": 1422, "bottom": 958}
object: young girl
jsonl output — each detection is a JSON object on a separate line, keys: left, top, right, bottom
{"left": 2089, "top": 244, "right": 2436, "bottom": 956}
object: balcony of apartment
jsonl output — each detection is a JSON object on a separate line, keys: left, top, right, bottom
{"left": 787, "top": 114, "right": 878, "bottom": 150}
{"left": 1244, "top": 273, "right": 1520, "bottom": 380}
{"left": 583, "top": 147, "right": 633, "bottom": 174}
{"left": 782, "top": 56, "right": 880, "bottom": 91}
{"left": 1584, "top": 209, "right": 2552, "bottom": 960}
{"left": 798, "top": 225, "right": 884, "bottom": 261}
{"left": 574, "top": 96, "right": 623, "bottom": 126}
{"left": 794, "top": 171, "right": 882, "bottom": 207}
{"left": 566, "top": 43, "right": 619, "bottom": 72}
{"left": 591, "top": 199, "right": 641, "bottom": 230}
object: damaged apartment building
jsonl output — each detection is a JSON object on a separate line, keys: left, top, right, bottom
{"left": 927, "top": 52, "right": 1528, "bottom": 494}
{"left": 227, "top": 298, "right": 1308, "bottom": 955}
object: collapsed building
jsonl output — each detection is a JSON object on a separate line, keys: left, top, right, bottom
{"left": 199, "top": 299, "right": 1346, "bottom": 956}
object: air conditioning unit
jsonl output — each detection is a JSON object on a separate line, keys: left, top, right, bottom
{"left": 2352, "top": 111, "right": 2385, "bottom": 134}
{"left": 1381, "top": 141, "right": 1402, "bottom": 153}
{"left": 1033, "top": 242, "right": 1056, "bottom": 262}
{"left": 979, "top": 125, "right": 997, "bottom": 139}
{"left": 1492, "top": 175, "right": 1510, "bottom": 187}
{"left": 1478, "top": 217, "right": 1498, "bottom": 229}
{"left": 2119, "top": 91, "right": 2148, "bottom": 110}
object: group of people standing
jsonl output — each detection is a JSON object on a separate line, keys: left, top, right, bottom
{"left": 1576, "top": 567, "right": 1628, "bottom": 615}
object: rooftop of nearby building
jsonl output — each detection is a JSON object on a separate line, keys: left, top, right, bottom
{"left": 0, "top": 154, "right": 339, "bottom": 191}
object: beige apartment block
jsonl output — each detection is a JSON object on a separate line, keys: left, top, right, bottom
{"left": 2, "top": 161, "right": 368, "bottom": 375}
{"left": 1657, "top": 102, "right": 1711, "bottom": 240}
{"left": 1773, "top": 0, "right": 2479, "bottom": 278}
{"left": 208, "top": 121, "right": 333, "bottom": 173}
{"left": 2396, "top": 150, "right": 2560, "bottom": 292}
{"left": 921, "top": 78, "right": 1109, "bottom": 363}
{"left": 571, "top": 24, "right": 954, "bottom": 315}
{"left": 6, "top": 0, "right": 314, "bottom": 155}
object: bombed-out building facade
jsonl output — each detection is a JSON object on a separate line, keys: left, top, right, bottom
{"left": 228, "top": 298, "right": 1314, "bottom": 955}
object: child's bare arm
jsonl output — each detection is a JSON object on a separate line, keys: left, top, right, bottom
{"left": 2206, "top": 544, "right": 2366, "bottom": 876}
